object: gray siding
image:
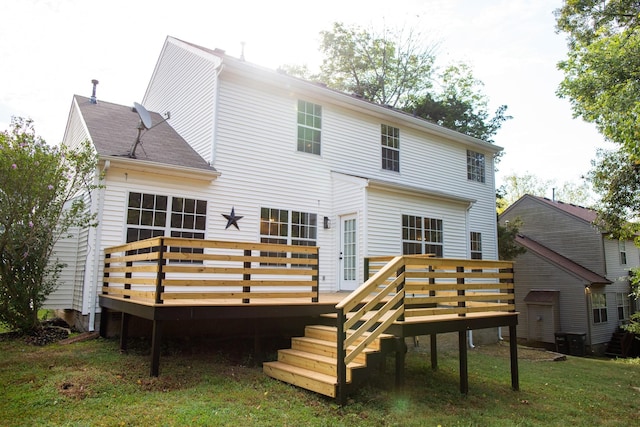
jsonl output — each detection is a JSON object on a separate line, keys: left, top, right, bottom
{"left": 508, "top": 250, "right": 589, "bottom": 343}
{"left": 501, "top": 197, "right": 605, "bottom": 275}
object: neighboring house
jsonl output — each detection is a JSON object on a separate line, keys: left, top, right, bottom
{"left": 49, "top": 36, "right": 502, "bottom": 332}
{"left": 499, "top": 194, "right": 639, "bottom": 355}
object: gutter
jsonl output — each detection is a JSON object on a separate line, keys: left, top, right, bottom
{"left": 101, "top": 155, "right": 220, "bottom": 181}
{"left": 88, "top": 159, "right": 109, "bottom": 331}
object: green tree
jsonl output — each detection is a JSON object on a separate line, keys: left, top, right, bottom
{"left": 588, "top": 149, "right": 640, "bottom": 242}
{"left": 497, "top": 217, "right": 526, "bottom": 261}
{"left": 499, "top": 172, "right": 592, "bottom": 209}
{"left": 0, "top": 118, "right": 99, "bottom": 332}
{"left": 283, "top": 22, "right": 510, "bottom": 144}
{"left": 499, "top": 173, "right": 552, "bottom": 207}
{"left": 406, "top": 63, "right": 511, "bottom": 143}
{"left": 317, "top": 22, "right": 437, "bottom": 108}
{"left": 555, "top": 0, "right": 640, "bottom": 159}
{"left": 556, "top": 1, "right": 640, "bottom": 244}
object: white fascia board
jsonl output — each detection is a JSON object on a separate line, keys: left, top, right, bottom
{"left": 100, "top": 155, "right": 220, "bottom": 181}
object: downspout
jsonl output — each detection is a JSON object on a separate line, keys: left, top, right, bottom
{"left": 585, "top": 285, "right": 592, "bottom": 352}
{"left": 88, "top": 160, "right": 109, "bottom": 331}
{"left": 465, "top": 201, "right": 475, "bottom": 348}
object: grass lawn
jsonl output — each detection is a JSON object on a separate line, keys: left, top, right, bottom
{"left": 0, "top": 334, "right": 639, "bottom": 426}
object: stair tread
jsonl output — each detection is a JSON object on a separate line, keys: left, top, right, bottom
{"left": 293, "top": 336, "right": 376, "bottom": 352}
{"left": 264, "top": 361, "right": 338, "bottom": 384}
{"left": 307, "top": 324, "right": 395, "bottom": 340}
{"left": 279, "top": 348, "right": 366, "bottom": 369}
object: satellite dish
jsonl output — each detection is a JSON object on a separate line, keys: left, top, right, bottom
{"left": 133, "top": 102, "right": 152, "bottom": 129}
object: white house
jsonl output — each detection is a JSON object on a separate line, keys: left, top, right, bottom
{"left": 51, "top": 36, "right": 503, "bottom": 332}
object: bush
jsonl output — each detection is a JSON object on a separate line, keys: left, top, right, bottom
{"left": 0, "top": 117, "right": 99, "bottom": 332}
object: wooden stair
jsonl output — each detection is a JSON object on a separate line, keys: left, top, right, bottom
{"left": 605, "top": 329, "right": 635, "bottom": 358}
{"left": 263, "top": 325, "right": 395, "bottom": 398}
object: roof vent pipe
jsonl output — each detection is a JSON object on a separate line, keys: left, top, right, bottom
{"left": 90, "top": 79, "right": 99, "bottom": 104}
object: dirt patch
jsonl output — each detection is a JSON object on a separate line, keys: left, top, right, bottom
{"left": 408, "top": 336, "right": 566, "bottom": 361}
{"left": 58, "top": 376, "right": 94, "bottom": 400}
{"left": 473, "top": 341, "right": 566, "bottom": 361}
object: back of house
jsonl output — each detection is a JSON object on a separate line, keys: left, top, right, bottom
{"left": 49, "top": 36, "right": 503, "bottom": 333}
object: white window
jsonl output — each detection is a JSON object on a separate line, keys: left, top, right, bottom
{"left": 619, "top": 240, "right": 627, "bottom": 265}
{"left": 297, "top": 100, "right": 322, "bottom": 155}
{"left": 381, "top": 124, "right": 400, "bottom": 172}
{"left": 591, "top": 291, "right": 608, "bottom": 324}
{"left": 467, "top": 150, "right": 485, "bottom": 183}
{"left": 402, "top": 215, "right": 443, "bottom": 257}
{"left": 617, "top": 292, "right": 630, "bottom": 321}
{"left": 470, "top": 232, "right": 482, "bottom": 259}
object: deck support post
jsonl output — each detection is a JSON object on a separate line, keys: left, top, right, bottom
{"left": 430, "top": 334, "right": 438, "bottom": 370}
{"left": 459, "top": 330, "right": 468, "bottom": 394}
{"left": 394, "top": 337, "right": 407, "bottom": 389}
{"left": 99, "top": 307, "right": 109, "bottom": 338}
{"left": 509, "top": 324, "right": 519, "bottom": 391}
{"left": 150, "top": 320, "right": 163, "bottom": 377}
{"left": 119, "top": 312, "right": 130, "bottom": 352}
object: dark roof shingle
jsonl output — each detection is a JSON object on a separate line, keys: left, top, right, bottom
{"left": 74, "top": 95, "right": 216, "bottom": 172}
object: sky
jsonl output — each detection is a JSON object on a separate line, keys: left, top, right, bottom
{"left": 0, "top": 0, "right": 612, "bottom": 193}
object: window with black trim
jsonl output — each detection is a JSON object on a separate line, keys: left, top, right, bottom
{"left": 402, "top": 214, "right": 443, "bottom": 257}
{"left": 260, "top": 207, "right": 317, "bottom": 266}
{"left": 381, "top": 124, "right": 399, "bottom": 172}
{"left": 470, "top": 232, "right": 482, "bottom": 259}
{"left": 297, "top": 100, "right": 322, "bottom": 155}
{"left": 126, "top": 192, "right": 207, "bottom": 262}
{"left": 467, "top": 150, "right": 485, "bottom": 183}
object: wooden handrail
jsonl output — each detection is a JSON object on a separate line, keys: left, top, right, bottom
{"left": 335, "top": 255, "right": 515, "bottom": 404}
{"left": 102, "top": 237, "right": 320, "bottom": 303}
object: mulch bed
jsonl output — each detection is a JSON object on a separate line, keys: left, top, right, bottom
{"left": 0, "top": 318, "right": 73, "bottom": 346}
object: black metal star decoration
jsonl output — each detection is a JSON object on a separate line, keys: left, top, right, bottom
{"left": 222, "top": 207, "right": 243, "bottom": 230}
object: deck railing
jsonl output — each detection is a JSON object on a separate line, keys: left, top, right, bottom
{"left": 335, "top": 255, "right": 515, "bottom": 403}
{"left": 102, "top": 237, "right": 319, "bottom": 304}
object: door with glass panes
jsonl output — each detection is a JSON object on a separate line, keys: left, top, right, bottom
{"left": 339, "top": 214, "right": 357, "bottom": 291}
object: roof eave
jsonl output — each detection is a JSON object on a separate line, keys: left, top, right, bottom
{"left": 366, "top": 177, "right": 476, "bottom": 205}
{"left": 212, "top": 54, "right": 502, "bottom": 154}
{"left": 100, "top": 155, "right": 220, "bottom": 181}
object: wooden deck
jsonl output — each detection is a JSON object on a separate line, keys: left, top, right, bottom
{"left": 98, "top": 238, "right": 519, "bottom": 403}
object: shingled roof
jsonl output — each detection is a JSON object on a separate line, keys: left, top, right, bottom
{"left": 529, "top": 195, "right": 597, "bottom": 224}
{"left": 515, "top": 235, "right": 611, "bottom": 285}
{"left": 74, "top": 95, "right": 216, "bottom": 173}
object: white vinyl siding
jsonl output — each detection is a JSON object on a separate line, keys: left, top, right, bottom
{"left": 143, "top": 39, "right": 220, "bottom": 164}
{"left": 45, "top": 226, "right": 80, "bottom": 309}
{"left": 366, "top": 188, "right": 469, "bottom": 259}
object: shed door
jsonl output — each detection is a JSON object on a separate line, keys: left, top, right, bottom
{"left": 339, "top": 214, "right": 357, "bottom": 291}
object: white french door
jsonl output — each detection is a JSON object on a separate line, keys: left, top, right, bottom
{"left": 339, "top": 214, "right": 358, "bottom": 291}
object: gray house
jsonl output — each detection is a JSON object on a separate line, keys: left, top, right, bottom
{"left": 499, "top": 194, "right": 639, "bottom": 355}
